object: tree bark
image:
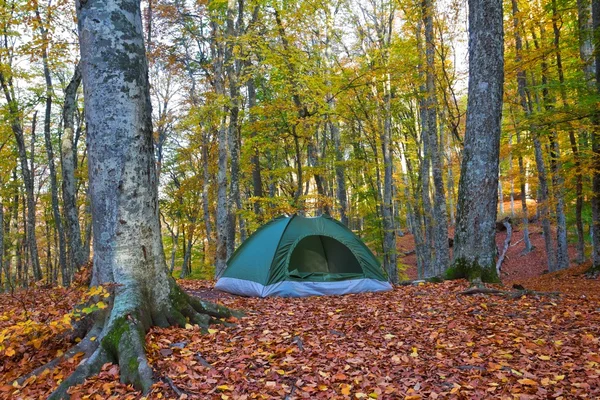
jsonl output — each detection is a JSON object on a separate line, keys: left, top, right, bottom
{"left": 381, "top": 78, "right": 397, "bottom": 283}
{"left": 62, "top": 66, "right": 87, "bottom": 273}
{"left": 536, "top": 22, "right": 569, "bottom": 271}
{"left": 248, "top": 77, "right": 264, "bottom": 218}
{"left": 422, "top": 0, "right": 449, "bottom": 277}
{"left": 225, "top": 0, "right": 243, "bottom": 258}
{"left": 42, "top": 2, "right": 238, "bottom": 397}
{"left": 449, "top": 0, "right": 504, "bottom": 283}
{"left": 0, "top": 84, "right": 42, "bottom": 282}
{"left": 213, "top": 19, "right": 229, "bottom": 278}
{"left": 0, "top": 198, "right": 3, "bottom": 290}
{"left": 590, "top": 0, "right": 600, "bottom": 267}
{"left": 36, "top": 7, "right": 69, "bottom": 285}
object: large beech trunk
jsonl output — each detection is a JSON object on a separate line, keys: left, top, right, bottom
{"left": 449, "top": 0, "right": 504, "bottom": 283}
{"left": 41, "top": 1, "right": 238, "bottom": 398}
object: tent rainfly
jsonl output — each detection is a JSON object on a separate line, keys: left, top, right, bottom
{"left": 215, "top": 214, "right": 393, "bottom": 297}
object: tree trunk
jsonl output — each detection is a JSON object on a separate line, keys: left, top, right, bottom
{"left": 415, "top": 19, "right": 435, "bottom": 270}
{"left": 576, "top": 0, "right": 593, "bottom": 263}
{"left": 42, "top": 2, "right": 238, "bottom": 397}
{"left": 62, "top": 65, "right": 87, "bottom": 273}
{"left": 422, "top": 0, "right": 449, "bottom": 277}
{"left": 248, "top": 77, "right": 264, "bottom": 218}
{"left": 511, "top": 0, "right": 554, "bottom": 269}
{"left": 180, "top": 227, "right": 193, "bottom": 279}
{"left": 201, "top": 132, "right": 213, "bottom": 262}
{"left": 537, "top": 21, "right": 569, "bottom": 271}
{"left": 515, "top": 129, "right": 533, "bottom": 253}
{"left": 225, "top": 0, "right": 242, "bottom": 259}
{"left": 308, "top": 138, "right": 330, "bottom": 216}
{"left": 381, "top": 73, "right": 398, "bottom": 283}
{"left": 37, "top": 10, "right": 69, "bottom": 285}
{"left": 449, "top": 0, "right": 504, "bottom": 284}
{"left": 590, "top": 0, "right": 600, "bottom": 267}
{"left": 0, "top": 198, "right": 3, "bottom": 290}
{"left": 0, "top": 77, "right": 42, "bottom": 281}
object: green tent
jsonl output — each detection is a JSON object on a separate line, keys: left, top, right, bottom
{"left": 215, "top": 214, "right": 392, "bottom": 297}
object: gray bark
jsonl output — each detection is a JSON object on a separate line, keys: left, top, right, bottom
{"left": 36, "top": 8, "right": 69, "bottom": 285}
{"left": 575, "top": 0, "right": 593, "bottom": 263}
{"left": 180, "top": 228, "right": 193, "bottom": 278}
{"left": 527, "top": 27, "right": 557, "bottom": 272}
{"left": 381, "top": 84, "right": 397, "bottom": 283}
{"left": 422, "top": 0, "right": 449, "bottom": 277}
{"left": 515, "top": 130, "right": 533, "bottom": 253}
{"left": 450, "top": 0, "right": 504, "bottom": 283}
{"left": 50, "top": 1, "right": 237, "bottom": 398}
{"left": 510, "top": 0, "right": 533, "bottom": 254}
{"left": 62, "top": 66, "right": 86, "bottom": 273}
{"left": 512, "top": 0, "right": 555, "bottom": 270}
{"left": 578, "top": 0, "right": 595, "bottom": 83}
{"left": 248, "top": 77, "right": 264, "bottom": 217}
{"left": 0, "top": 81, "right": 42, "bottom": 282}
{"left": 416, "top": 21, "right": 435, "bottom": 266}
{"left": 225, "top": 0, "right": 243, "bottom": 258}
{"left": 213, "top": 14, "right": 229, "bottom": 278}
{"left": 592, "top": 0, "right": 600, "bottom": 266}
{"left": 0, "top": 198, "right": 3, "bottom": 289}
{"left": 537, "top": 22, "right": 568, "bottom": 271}
{"left": 308, "top": 138, "right": 330, "bottom": 216}
{"left": 201, "top": 132, "right": 213, "bottom": 244}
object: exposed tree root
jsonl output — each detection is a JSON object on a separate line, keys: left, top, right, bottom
{"left": 16, "top": 325, "right": 102, "bottom": 386}
{"left": 584, "top": 264, "right": 600, "bottom": 279}
{"left": 17, "top": 281, "right": 241, "bottom": 399}
{"left": 458, "top": 285, "right": 561, "bottom": 299}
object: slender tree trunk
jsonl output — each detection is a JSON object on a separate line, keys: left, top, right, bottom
{"left": 515, "top": 129, "right": 533, "bottom": 253}
{"left": 537, "top": 21, "right": 569, "bottom": 270}
{"left": 308, "top": 138, "right": 330, "bottom": 215}
{"left": 576, "top": 0, "right": 594, "bottom": 262}
{"left": 422, "top": 0, "right": 449, "bottom": 277}
{"left": 62, "top": 66, "right": 86, "bottom": 273}
{"left": 415, "top": 18, "right": 435, "bottom": 264}
{"left": 331, "top": 118, "right": 348, "bottom": 226}
{"left": 0, "top": 198, "right": 3, "bottom": 290}
{"left": 449, "top": 0, "right": 504, "bottom": 283}
{"left": 591, "top": 0, "right": 600, "bottom": 267}
{"left": 511, "top": 0, "right": 554, "bottom": 269}
{"left": 201, "top": 132, "right": 213, "bottom": 261}
{"left": 402, "top": 141, "right": 428, "bottom": 278}
{"left": 248, "top": 78, "right": 264, "bottom": 218}
{"left": 180, "top": 227, "right": 193, "bottom": 278}
{"left": 225, "top": 0, "right": 243, "bottom": 258}
{"left": 0, "top": 73, "right": 42, "bottom": 281}
{"left": 381, "top": 73, "right": 398, "bottom": 283}
{"left": 37, "top": 12, "right": 69, "bottom": 285}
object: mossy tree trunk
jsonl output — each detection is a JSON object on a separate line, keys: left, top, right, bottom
{"left": 447, "top": 0, "right": 504, "bottom": 284}
{"left": 43, "top": 1, "right": 239, "bottom": 398}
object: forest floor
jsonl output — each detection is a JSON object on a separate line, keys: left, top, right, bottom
{"left": 1, "top": 223, "right": 599, "bottom": 399}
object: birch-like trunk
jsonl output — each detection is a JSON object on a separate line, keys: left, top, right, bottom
{"left": 449, "top": 0, "right": 504, "bottom": 283}
{"left": 248, "top": 77, "right": 264, "bottom": 218}
{"left": 422, "top": 0, "right": 449, "bottom": 277}
{"left": 0, "top": 84, "right": 42, "bottom": 281}
{"left": 62, "top": 66, "right": 87, "bottom": 272}
{"left": 510, "top": 0, "right": 533, "bottom": 254}
{"left": 37, "top": 9, "right": 69, "bottom": 285}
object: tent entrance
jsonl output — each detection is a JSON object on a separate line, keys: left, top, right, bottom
{"left": 287, "top": 235, "right": 363, "bottom": 280}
